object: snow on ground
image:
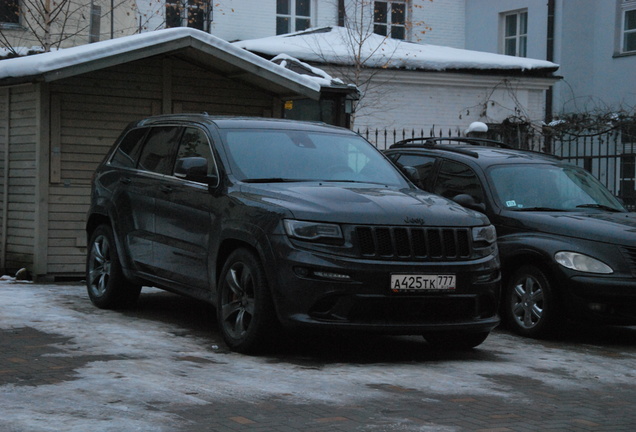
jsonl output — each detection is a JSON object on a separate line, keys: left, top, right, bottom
{"left": 1, "top": 281, "right": 634, "bottom": 431}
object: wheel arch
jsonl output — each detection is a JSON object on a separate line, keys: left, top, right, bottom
{"left": 500, "top": 250, "right": 566, "bottom": 311}
{"left": 85, "top": 212, "right": 140, "bottom": 283}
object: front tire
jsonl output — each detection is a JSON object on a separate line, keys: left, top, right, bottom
{"left": 504, "top": 265, "right": 559, "bottom": 338}
{"left": 217, "top": 248, "right": 278, "bottom": 354}
{"left": 86, "top": 224, "right": 141, "bottom": 309}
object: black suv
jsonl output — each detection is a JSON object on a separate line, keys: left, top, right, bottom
{"left": 385, "top": 137, "right": 636, "bottom": 338}
{"left": 86, "top": 115, "right": 500, "bottom": 353}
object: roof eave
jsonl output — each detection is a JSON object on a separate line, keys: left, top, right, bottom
{"left": 0, "top": 32, "right": 321, "bottom": 100}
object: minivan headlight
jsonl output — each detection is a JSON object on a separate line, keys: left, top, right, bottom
{"left": 555, "top": 251, "right": 613, "bottom": 274}
{"left": 283, "top": 219, "right": 343, "bottom": 242}
{"left": 472, "top": 225, "right": 497, "bottom": 244}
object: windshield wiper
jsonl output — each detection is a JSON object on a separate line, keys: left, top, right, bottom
{"left": 243, "top": 178, "right": 313, "bottom": 183}
{"left": 576, "top": 203, "right": 622, "bottom": 212}
{"left": 319, "top": 179, "right": 389, "bottom": 186}
{"left": 513, "top": 207, "right": 567, "bottom": 212}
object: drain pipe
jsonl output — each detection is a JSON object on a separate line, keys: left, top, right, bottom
{"left": 545, "top": 0, "right": 555, "bottom": 123}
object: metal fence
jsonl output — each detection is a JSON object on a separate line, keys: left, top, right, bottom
{"left": 357, "top": 127, "right": 463, "bottom": 150}
{"left": 549, "top": 129, "right": 636, "bottom": 210}
{"left": 360, "top": 123, "right": 636, "bottom": 211}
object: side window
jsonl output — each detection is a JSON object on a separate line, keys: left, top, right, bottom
{"left": 138, "top": 127, "right": 182, "bottom": 175}
{"left": 393, "top": 153, "right": 437, "bottom": 190}
{"left": 277, "top": 0, "right": 311, "bottom": 35}
{"left": 622, "top": 1, "right": 636, "bottom": 54}
{"left": 374, "top": 1, "right": 406, "bottom": 40}
{"left": 110, "top": 127, "right": 147, "bottom": 169}
{"left": 0, "top": 0, "right": 19, "bottom": 25}
{"left": 434, "top": 160, "right": 485, "bottom": 204}
{"left": 501, "top": 9, "right": 528, "bottom": 57}
{"left": 174, "top": 127, "right": 218, "bottom": 178}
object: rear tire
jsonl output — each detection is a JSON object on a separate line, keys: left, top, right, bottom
{"left": 217, "top": 248, "right": 278, "bottom": 354}
{"left": 86, "top": 225, "right": 141, "bottom": 309}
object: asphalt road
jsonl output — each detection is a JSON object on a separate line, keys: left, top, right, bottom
{"left": 1, "top": 281, "right": 635, "bottom": 431}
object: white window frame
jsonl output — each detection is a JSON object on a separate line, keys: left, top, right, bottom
{"left": 0, "top": 0, "right": 20, "bottom": 28}
{"left": 621, "top": 0, "right": 636, "bottom": 54}
{"left": 276, "top": 0, "right": 313, "bottom": 35}
{"left": 165, "top": 0, "right": 211, "bottom": 32}
{"left": 373, "top": 0, "right": 407, "bottom": 40}
{"left": 501, "top": 9, "right": 528, "bottom": 57}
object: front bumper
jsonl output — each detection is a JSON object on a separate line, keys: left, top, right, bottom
{"left": 267, "top": 239, "right": 501, "bottom": 334}
{"left": 562, "top": 273, "right": 636, "bottom": 325}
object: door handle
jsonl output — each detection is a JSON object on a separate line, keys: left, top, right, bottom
{"left": 160, "top": 185, "right": 173, "bottom": 193}
{"left": 120, "top": 177, "right": 132, "bottom": 185}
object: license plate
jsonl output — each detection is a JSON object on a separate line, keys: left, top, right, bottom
{"left": 391, "top": 274, "right": 456, "bottom": 292}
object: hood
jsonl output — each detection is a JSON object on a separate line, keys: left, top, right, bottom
{"left": 500, "top": 210, "right": 636, "bottom": 245}
{"left": 240, "top": 182, "right": 490, "bottom": 227}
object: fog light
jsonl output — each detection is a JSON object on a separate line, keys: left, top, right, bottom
{"left": 293, "top": 267, "right": 310, "bottom": 277}
{"left": 588, "top": 303, "right": 606, "bottom": 312}
{"left": 313, "top": 271, "right": 351, "bottom": 281}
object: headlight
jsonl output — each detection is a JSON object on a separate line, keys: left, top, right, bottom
{"left": 283, "top": 219, "right": 343, "bottom": 242}
{"left": 472, "top": 225, "right": 497, "bottom": 244}
{"left": 555, "top": 251, "right": 613, "bottom": 274}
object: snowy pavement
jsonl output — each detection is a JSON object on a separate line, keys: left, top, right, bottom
{"left": 1, "top": 281, "right": 635, "bottom": 431}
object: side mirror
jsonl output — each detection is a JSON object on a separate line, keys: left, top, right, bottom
{"left": 401, "top": 166, "right": 420, "bottom": 182}
{"left": 453, "top": 194, "right": 486, "bottom": 213}
{"left": 174, "top": 157, "right": 216, "bottom": 184}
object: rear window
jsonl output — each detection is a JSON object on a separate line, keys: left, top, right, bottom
{"left": 110, "top": 128, "right": 147, "bottom": 168}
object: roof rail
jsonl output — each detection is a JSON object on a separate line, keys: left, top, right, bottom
{"left": 389, "top": 136, "right": 512, "bottom": 149}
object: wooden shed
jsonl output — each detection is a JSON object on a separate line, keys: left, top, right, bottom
{"left": 0, "top": 28, "right": 342, "bottom": 280}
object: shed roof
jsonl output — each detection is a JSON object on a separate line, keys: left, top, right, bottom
{"left": 234, "top": 27, "right": 560, "bottom": 76}
{"left": 0, "top": 28, "right": 321, "bottom": 100}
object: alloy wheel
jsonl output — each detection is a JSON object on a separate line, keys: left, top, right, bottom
{"left": 511, "top": 274, "right": 544, "bottom": 329}
{"left": 221, "top": 262, "right": 256, "bottom": 340}
{"left": 88, "top": 234, "right": 111, "bottom": 298}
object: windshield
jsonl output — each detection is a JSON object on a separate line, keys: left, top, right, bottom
{"left": 488, "top": 163, "right": 626, "bottom": 212}
{"left": 219, "top": 128, "right": 408, "bottom": 187}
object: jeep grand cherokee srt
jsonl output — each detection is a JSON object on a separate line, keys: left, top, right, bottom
{"left": 86, "top": 115, "right": 500, "bottom": 353}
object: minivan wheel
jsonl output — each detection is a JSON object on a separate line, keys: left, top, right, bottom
{"left": 504, "top": 265, "right": 558, "bottom": 338}
{"left": 86, "top": 225, "right": 141, "bottom": 309}
{"left": 424, "top": 331, "right": 490, "bottom": 350}
{"left": 218, "top": 248, "right": 277, "bottom": 354}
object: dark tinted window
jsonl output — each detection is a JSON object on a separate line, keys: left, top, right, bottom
{"left": 434, "top": 160, "right": 484, "bottom": 204}
{"left": 110, "top": 128, "right": 147, "bottom": 169}
{"left": 393, "top": 153, "right": 437, "bottom": 190}
{"left": 175, "top": 127, "right": 218, "bottom": 177}
{"left": 0, "top": 0, "right": 19, "bottom": 24}
{"left": 138, "top": 127, "right": 182, "bottom": 175}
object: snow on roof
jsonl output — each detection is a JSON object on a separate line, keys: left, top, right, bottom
{"left": 271, "top": 53, "right": 346, "bottom": 85}
{"left": 0, "top": 28, "right": 321, "bottom": 95}
{"left": 234, "top": 26, "right": 559, "bottom": 73}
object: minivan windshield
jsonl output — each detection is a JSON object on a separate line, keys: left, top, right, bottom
{"left": 220, "top": 129, "right": 408, "bottom": 187}
{"left": 489, "top": 163, "right": 626, "bottom": 212}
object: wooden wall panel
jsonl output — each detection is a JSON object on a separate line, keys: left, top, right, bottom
{"left": 4, "top": 87, "right": 36, "bottom": 272}
{"left": 45, "top": 56, "right": 278, "bottom": 276}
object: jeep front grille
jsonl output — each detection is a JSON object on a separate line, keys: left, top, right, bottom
{"left": 355, "top": 226, "right": 471, "bottom": 260}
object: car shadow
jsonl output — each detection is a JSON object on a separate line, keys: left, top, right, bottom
{"left": 495, "top": 321, "right": 636, "bottom": 349}
{"left": 117, "top": 288, "right": 503, "bottom": 364}
{"left": 121, "top": 288, "right": 218, "bottom": 339}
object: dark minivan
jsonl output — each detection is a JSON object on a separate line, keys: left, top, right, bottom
{"left": 385, "top": 137, "right": 636, "bottom": 338}
{"left": 86, "top": 115, "right": 500, "bottom": 353}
